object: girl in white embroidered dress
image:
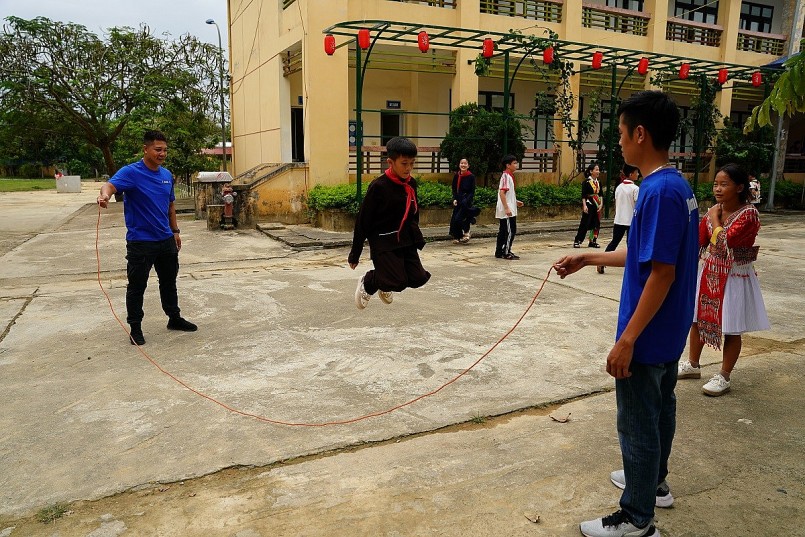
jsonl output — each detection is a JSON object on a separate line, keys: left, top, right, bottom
{"left": 678, "top": 164, "right": 770, "bottom": 396}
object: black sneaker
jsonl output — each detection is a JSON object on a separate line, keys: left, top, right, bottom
{"left": 580, "top": 509, "right": 658, "bottom": 537}
{"left": 129, "top": 324, "right": 145, "bottom": 346}
{"left": 502, "top": 253, "right": 520, "bottom": 260}
{"left": 588, "top": 241, "right": 601, "bottom": 248}
{"left": 167, "top": 317, "right": 198, "bottom": 332}
{"left": 573, "top": 242, "right": 581, "bottom": 248}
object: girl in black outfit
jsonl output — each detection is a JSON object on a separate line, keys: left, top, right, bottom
{"left": 573, "top": 162, "right": 602, "bottom": 248}
{"left": 449, "top": 158, "right": 480, "bottom": 243}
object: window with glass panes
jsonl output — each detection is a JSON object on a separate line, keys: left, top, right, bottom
{"left": 532, "top": 97, "right": 555, "bottom": 150}
{"left": 606, "top": 0, "right": 644, "bottom": 10}
{"left": 674, "top": 0, "right": 718, "bottom": 25}
{"left": 479, "top": 91, "right": 515, "bottom": 113}
{"left": 740, "top": 2, "right": 773, "bottom": 33}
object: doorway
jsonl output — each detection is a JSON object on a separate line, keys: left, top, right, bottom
{"left": 291, "top": 107, "right": 304, "bottom": 162}
{"left": 380, "top": 112, "right": 401, "bottom": 147}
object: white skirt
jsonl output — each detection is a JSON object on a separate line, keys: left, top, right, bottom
{"left": 693, "top": 263, "right": 770, "bottom": 335}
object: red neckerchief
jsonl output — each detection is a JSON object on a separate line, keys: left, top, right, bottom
{"left": 385, "top": 167, "right": 418, "bottom": 241}
{"left": 621, "top": 179, "right": 633, "bottom": 184}
{"left": 456, "top": 169, "right": 471, "bottom": 192}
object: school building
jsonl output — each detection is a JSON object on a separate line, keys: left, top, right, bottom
{"left": 225, "top": 0, "right": 805, "bottom": 222}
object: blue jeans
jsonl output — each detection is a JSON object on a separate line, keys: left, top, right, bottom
{"left": 616, "top": 360, "right": 678, "bottom": 527}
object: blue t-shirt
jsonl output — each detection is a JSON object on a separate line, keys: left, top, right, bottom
{"left": 618, "top": 167, "right": 699, "bottom": 364}
{"left": 109, "top": 160, "right": 176, "bottom": 242}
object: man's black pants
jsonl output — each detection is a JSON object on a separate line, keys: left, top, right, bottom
{"left": 125, "top": 238, "right": 181, "bottom": 324}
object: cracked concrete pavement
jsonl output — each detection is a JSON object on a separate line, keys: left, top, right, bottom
{"left": 0, "top": 188, "right": 803, "bottom": 536}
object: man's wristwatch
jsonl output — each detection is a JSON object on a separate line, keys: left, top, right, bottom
{"left": 172, "top": 229, "right": 180, "bottom": 234}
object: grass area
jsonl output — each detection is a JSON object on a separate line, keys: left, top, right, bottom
{"left": 0, "top": 178, "right": 57, "bottom": 192}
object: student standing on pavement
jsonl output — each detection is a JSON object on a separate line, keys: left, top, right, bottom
{"left": 678, "top": 163, "right": 770, "bottom": 396}
{"left": 573, "top": 162, "right": 603, "bottom": 248}
{"left": 598, "top": 164, "right": 640, "bottom": 274}
{"left": 449, "top": 158, "right": 480, "bottom": 244}
{"left": 554, "top": 90, "right": 699, "bottom": 537}
{"left": 494, "top": 155, "right": 524, "bottom": 260}
{"left": 349, "top": 136, "right": 431, "bottom": 309}
{"left": 97, "top": 130, "right": 197, "bottom": 345}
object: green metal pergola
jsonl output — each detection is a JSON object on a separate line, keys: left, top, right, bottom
{"left": 324, "top": 19, "right": 777, "bottom": 207}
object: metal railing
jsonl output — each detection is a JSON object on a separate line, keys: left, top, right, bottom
{"left": 737, "top": 29, "right": 787, "bottom": 56}
{"left": 348, "top": 145, "right": 558, "bottom": 174}
{"left": 666, "top": 17, "right": 722, "bottom": 47}
{"left": 581, "top": 2, "right": 650, "bottom": 36}
{"left": 480, "top": 0, "right": 564, "bottom": 23}
{"left": 386, "top": 0, "right": 457, "bottom": 7}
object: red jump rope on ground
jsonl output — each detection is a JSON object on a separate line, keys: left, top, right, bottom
{"left": 96, "top": 204, "right": 555, "bottom": 427}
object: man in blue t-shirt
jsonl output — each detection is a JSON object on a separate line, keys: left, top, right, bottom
{"left": 554, "top": 91, "right": 698, "bottom": 537}
{"left": 98, "top": 130, "right": 197, "bottom": 345}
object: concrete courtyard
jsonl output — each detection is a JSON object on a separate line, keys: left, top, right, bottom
{"left": 0, "top": 188, "right": 803, "bottom": 536}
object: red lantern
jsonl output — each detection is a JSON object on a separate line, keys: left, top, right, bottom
{"left": 717, "top": 68, "right": 728, "bottom": 84}
{"left": 678, "top": 63, "right": 690, "bottom": 80}
{"left": 752, "top": 71, "right": 762, "bottom": 87}
{"left": 543, "top": 46, "right": 554, "bottom": 65}
{"left": 482, "top": 38, "right": 494, "bottom": 59}
{"left": 637, "top": 57, "right": 649, "bottom": 75}
{"left": 592, "top": 51, "right": 603, "bottom": 70}
{"left": 358, "top": 28, "right": 371, "bottom": 50}
{"left": 324, "top": 34, "right": 336, "bottom": 56}
{"left": 418, "top": 31, "right": 429, "bottom": 53}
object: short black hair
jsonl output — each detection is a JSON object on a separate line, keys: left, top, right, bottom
{"left": 585, "top": 161, "right": 599, "bottom": 177}
{"left": 386, "top": 137, "right": 417, "bottom": 160}
{"left": 717, "top": 163, "right": 751, "bottom": 204}
{"left": 144, "top": 130, "right": 167, "bottom": 145}
{"left": 501, "top": 154, "right": 517, "bottom": 168}
{"left": 622, "top": 163, "right": 638, "bottom": 177}
{"left": 617, "top": 91, "right": 680, "bottom": 151}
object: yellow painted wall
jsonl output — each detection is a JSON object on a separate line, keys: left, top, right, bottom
{"left": 228, "top": 0, "right": 795, "bottom": 221}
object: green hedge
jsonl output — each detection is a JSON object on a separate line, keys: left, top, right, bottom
{"left": 305, "top": 180, "right": 581, "bottom": 215}
{"left": 306, "top": 177, "right": 805, "bottom": 215}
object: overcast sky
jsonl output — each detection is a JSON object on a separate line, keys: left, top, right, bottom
{"left": 0, "top": 0, "right": 229, "bottom": 49}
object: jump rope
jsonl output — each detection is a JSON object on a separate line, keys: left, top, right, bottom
{"left": 96, "top": 204, "right": 556, "bottom": 427}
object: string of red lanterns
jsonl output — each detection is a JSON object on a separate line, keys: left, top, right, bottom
{"left": 324, "top": 31, "right": 766, "bottom": 90}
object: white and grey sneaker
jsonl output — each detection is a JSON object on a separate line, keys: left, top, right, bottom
{"left": 378, "top": 290, "right": 393, "bottom": 304}
{"left": 677, "top": 360, "right": 701, "bottom": 379}
{"left": 610, "top": 469, "right": 674, "bottom": 508}
{"left": 355, "top": 275, "right": 371, "bottom": 310}
{"left": 702, "top": 373, "right": 730, "bottom": 396}
{"left": 580, "top": 510, "right": 659, "bottom": 537}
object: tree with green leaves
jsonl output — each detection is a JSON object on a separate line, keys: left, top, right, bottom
{"left": 0, "top": 16, "right": 224, "bottom": 176}
{"left": 744, "top": 39, "right": 805, "bottom": 132}
{"left": 439, "top": 103, "right": 526, "bottom": 183}
{"left": 715, "top": 118, "right": 774, "bottom": 175}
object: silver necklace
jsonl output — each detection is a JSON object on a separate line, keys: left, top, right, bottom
{"left": 646, "top": 163, "right": 673, "bottom": 176}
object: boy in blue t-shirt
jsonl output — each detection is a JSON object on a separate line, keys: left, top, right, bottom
{"left": 554, "top": 91, "right": 698, "bottom": 537}
{"left": 98, "top": 130, "right": 197, "bottom": 345}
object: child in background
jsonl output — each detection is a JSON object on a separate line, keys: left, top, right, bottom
{"left": 494, "top": 155, "right": 524, "bottom": 260}
{"left": 678, "top": 163, "right": 770, "bottom": 396}
{"left": 598, "top": 164, "right": 640, "bottom": 274}
{"left": 348, "top": 137, "right": 431, "bottom": 309}
{"left": 449, "top": 158, "right": 479, "bottom": 244}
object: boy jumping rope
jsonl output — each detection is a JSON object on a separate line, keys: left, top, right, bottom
{"left": 554, "top": 91, "right": 699, "bottom": 537}
{"left": 348, "top": 137, "right": 431, "bottom": 309}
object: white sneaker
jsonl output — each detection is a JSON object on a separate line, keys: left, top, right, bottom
{"left": 354, "top": 275, "right": 371, "bottom": 310}
{"left": 702, "top": 373, "right": 730, "bottom": 396}
{"left": 677, "top": 360, "right": 701, "bottom": 379}
{"left": 610, "top": 470, "right": 674, "bottom": 508}
{"left": 580, "top": 510, "right": 659, "bottom": 537}
{"left": 378, "top": 290, "right": 393, "bottom": 304}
